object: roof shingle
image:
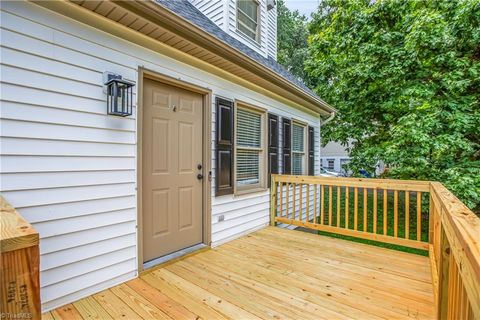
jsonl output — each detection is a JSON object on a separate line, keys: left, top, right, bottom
{"left": 155, "top": 0, "right": 318, "bottom": 99}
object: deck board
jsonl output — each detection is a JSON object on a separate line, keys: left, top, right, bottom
{"left": 44, "top": 227, "right": 435, "bottom": 319}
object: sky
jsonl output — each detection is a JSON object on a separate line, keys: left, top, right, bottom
{"left": 283, "top": 0, "right": 320, "bottom": 19}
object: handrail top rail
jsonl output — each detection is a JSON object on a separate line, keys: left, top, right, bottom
{"left": 430, "top": 182, "right": 480, "bottom": 282}
{"left": 0, "top": 196, "right": 38, "bottom": 253}
{"left": 271, "top": 174, "right": 432, "bottom": 192}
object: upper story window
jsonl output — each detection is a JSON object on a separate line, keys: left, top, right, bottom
{"left": 292, "top": 122, "right": 307, "bottom": 175}
{"left": 237, "top": 0, "right": 260, "bottom": 42}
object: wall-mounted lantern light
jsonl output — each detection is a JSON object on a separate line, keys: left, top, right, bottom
{"left": 104, "top": 72, "right": 135, "bottom": 117}
{"left": 267, "top": 0, "right": 276, "bottom": 11}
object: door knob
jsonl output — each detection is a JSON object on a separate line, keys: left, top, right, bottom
{"left": 197, "top": 173, "right": 203, "bottom": 180}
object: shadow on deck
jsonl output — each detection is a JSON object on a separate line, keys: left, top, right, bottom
{"left": 43, "top": 227, "right": 434, "bottom": 320}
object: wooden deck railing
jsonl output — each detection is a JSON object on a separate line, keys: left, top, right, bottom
{"left": 1, "top": 196, "right": 40, "bottom": 320}
{"left": 270, "top": 175, "right": 480, "bottom": 320}
{"left": 429, "top": 182, "right": 480, "bottom": 320}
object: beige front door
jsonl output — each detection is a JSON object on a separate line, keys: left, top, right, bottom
{"left": 142, "top": 78, "right": 203, "bottom": 263}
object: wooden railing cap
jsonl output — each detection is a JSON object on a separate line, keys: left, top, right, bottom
{"left": 271, "top": 174, "right": 432, "bottom": 192}
{"left": 0, "top": 196, "right": 39, "bottom": 253}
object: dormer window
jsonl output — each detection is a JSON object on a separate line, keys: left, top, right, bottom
{"left": 237, "top": 0, "right": 259, "bottom": 42}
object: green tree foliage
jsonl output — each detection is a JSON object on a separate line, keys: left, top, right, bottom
{"left": 277, "top": 0, "right": 310, "bottom": 81}
{"left": 305, "top": 0, "right": 480, "bottom": 212}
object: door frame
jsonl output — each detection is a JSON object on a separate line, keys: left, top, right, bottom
{"left": 136, "top": 67, "right": 212, "bottom": 271}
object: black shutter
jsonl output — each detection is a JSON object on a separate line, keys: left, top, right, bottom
{"left": 268, "top": 114, "right": 279, "bottom": 187}
{"left": 215, "top": 98, "right": 234, "bottom": 196}
{"left": 308, "top": 126, "right": 315, "bottom": 175}
{"left": 282, "top": 118, "right": 291, "bottom": 175}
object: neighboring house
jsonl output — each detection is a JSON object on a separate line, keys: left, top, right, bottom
{"left": 321, "top": 140, "right": 386, "bottom": 176}
{"left": 320, "top": 141, "right": 351, "bottom": 174}
{"left": 0, "top": 0, "right": 335, "bottom": 311}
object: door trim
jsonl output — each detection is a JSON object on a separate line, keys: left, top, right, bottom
{"left": 137, "top": 67, "right": 212, "bottom": 272}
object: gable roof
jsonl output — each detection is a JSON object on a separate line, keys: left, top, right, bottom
{"left": 156, "top": 0, "right": 315, "bottom": 96}
{"left": 155, "top": 0, "right": 334, "bottom": 114}
{"left": 36, "top": 0, "right": 334, "bottom": 115}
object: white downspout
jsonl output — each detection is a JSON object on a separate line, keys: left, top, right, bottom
{"left": 320, "top": 111, "right": 336, "bottom": 127}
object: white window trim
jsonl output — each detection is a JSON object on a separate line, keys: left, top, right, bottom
{"left": 236, "top": 0, "right": 261, "bottom": 43}
{"left": 291, "top": 120, "right": 308, "bottom": 176}
{"left": 234, "top": 100, "right": 268, "bottom": 195}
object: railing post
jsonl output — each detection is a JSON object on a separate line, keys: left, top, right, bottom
{"left": 270, "top": 175, "right": 277, "bottom": 226}
{"left": 1, "top": 196, "right": 40, "bottom": 320}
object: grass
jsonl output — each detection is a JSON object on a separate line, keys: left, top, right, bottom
{"left": 300, "top": 186, "right": 430, "bottom": 256}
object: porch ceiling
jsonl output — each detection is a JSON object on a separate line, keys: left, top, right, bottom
{"left": 44, "top": 227, "right": 435, "bottom": 319}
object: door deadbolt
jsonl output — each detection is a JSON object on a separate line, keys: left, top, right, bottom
{"left": 197, "top": 164, "right": 202, "bottom": 170}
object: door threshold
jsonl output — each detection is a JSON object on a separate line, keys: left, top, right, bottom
{"left": 143, "top": 243, "right": 207, "bottom": 270}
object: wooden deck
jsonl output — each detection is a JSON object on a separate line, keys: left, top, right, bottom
{"left": 43, "top": 227, "right": 435, "bottom": 320}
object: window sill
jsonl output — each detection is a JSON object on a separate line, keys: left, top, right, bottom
{"left": 235, "top": 29, "right": 262, "bottom": 48}
{"left": 234, "top": 186, "right": 268, "bottom": 197}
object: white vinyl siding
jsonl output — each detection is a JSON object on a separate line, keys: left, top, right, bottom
{"left": 266, "top": 5, "right": 277, "bottom": 59}
{"left": 0, "top": 0, "right": 320, "bottom": 311}
{"left": 189, "top": 0, "right": 226, "bottom": 30}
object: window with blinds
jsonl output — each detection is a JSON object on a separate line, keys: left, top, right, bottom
{"left": 236, "top": 106, "right": 265, "bottom": 190}
{"left": 292, "top": 122, "right": 306, "bottom": 175}
{"left": 237, "top": 0, "right": 259, "bottom": 42}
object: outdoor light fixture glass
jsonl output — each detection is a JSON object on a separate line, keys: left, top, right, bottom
{"left": 105, "top": 75, "right": 135, "bottom": 117}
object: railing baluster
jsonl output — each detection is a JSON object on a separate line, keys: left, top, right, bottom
{"left": 306, "top": 184, "right": 310, "bottom": 222}
{"left": 459, "top": 279, "right": 466, "bottom": 320}
{"left": 279, "top": 182, "right": 283, "bottom": 218}
{"left": 314, "top": 184, "right": 318, "bottom": 224}
{"left": 447, "top": 252, "right": 454, "bottom": 319}
{"left": 354, "top": 187, "right": 358, "bottom": 230}
{"left": 363, "top": 188, "right": 368, "bottom": 232}
{"left": 293, "top": 184, "right": 297, "bottom": 220}
{"left": 465, "top": 303, "right": 471, "bottom": 320}
{"left": 337, "top": 186, "right": 341, "bottom": 227}
{"left": 321, "top": 185, "right": 325, "bottom": 224}
{"left": 457, "top": 281, "right": 462, "bottom": 319}
{"left": 394, "top": 190, "right": 398, "bottom": 238}
{"left": 299, "top": 184, "right": 303, "bottom": 221}
{"left": 286, "top": 183, "right": 290, "bottom": 219}
{"left": 417, "top": 192, "right": 421, "bottom": 241}
{"left": 383, "top": 189, "right": 388, "bottom": 235}
{"left": 328, "top": 186, "right": 333, "bottom": 226}
{"left": 373, "top": 188, "right": 377, "bottom": 234}
{"left": 345, "top": 187, "right": 349, "bottom": 229}
{"left": 405, "top": 191, "right": 410, "bottom": 239}
{"left": 293, "top": 183, "right": 297, "bottom": 220}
